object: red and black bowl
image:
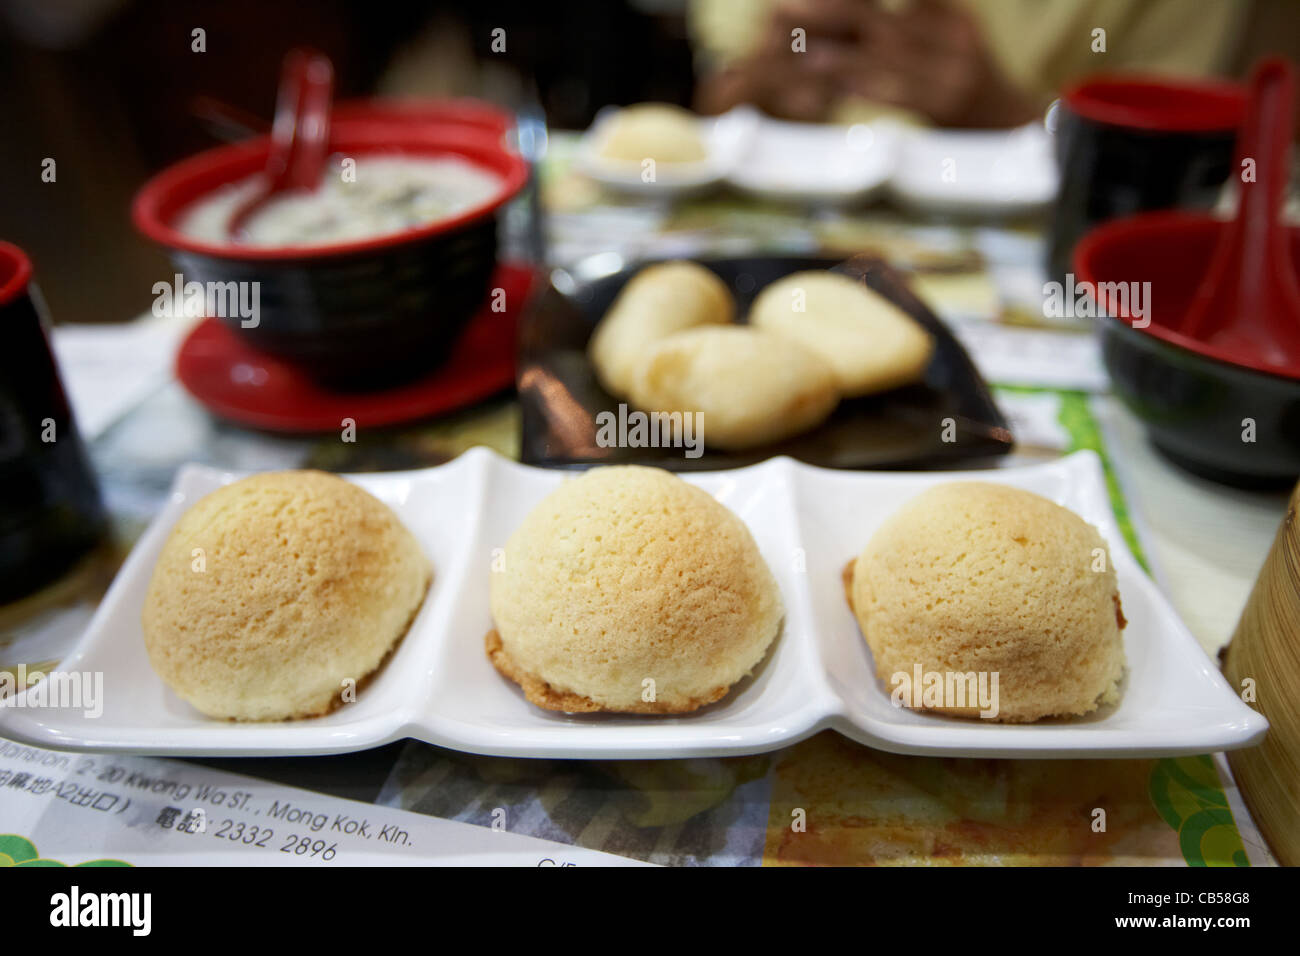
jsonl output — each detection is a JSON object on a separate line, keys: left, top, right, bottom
{"left": 1075, "top": 211, "right": 1300, "bottom": 488}
{"left": 1049, "top": 75, "right": 1244, "bottom": 284}
{"left": 332, "top": 97, "right": 513, "bottom": 138}
{"left": 132, "top": 120, "right": 528, "bottom": 387}
{"left": 0, "top": 241, "right": 108, "bottom": 601}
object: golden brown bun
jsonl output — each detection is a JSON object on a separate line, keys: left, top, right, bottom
{"left": 588, "top": 261, "right": 734, "bottom": 398}
{"left": 849, "top": 482, "right": 1126, "bottom": 723}
{"left": 628, "top": 325, "right": 840, "bottom": 450}
{"left": 142, "top": 471, "right": 431, "bottom": 721}
{"left": 488, "top": 466, "right": 783, "bottom": 713}
{"left": 597, "top": 103, "right": 708, "bottom": 164}
{"left": 749, "top": 271, "right": 935, "bottom": 397}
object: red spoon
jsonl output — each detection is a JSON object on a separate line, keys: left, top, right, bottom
{"left": 1180, "top": 57, "right": 1300, "bottom": 371}
{"left": 227, "top": 49, "right": 334, "bottom": 239}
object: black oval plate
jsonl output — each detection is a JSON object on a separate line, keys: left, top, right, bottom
{"left": 517, "top": 255, "right": 1013, "bottom": 471}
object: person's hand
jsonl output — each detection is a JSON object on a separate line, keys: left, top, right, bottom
{"left": 820, "top": 0, "right": 1039, "bottom": 127}
{"left": 696, "top": 0, "right": 859, "bottom": 121}
{"left": 697, "top": 0, "right": 1039, "bottom": 128}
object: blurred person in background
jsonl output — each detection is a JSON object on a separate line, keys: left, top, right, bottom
{"left": 692, "top": 0, "right": 1300, "bottom": 127}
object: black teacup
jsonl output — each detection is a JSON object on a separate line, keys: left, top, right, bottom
{"left": 1049, "top": 75, "right": 1246, "bottom": 284}
{"left": 0, "top": 242, "right": 108, "bottom": 604}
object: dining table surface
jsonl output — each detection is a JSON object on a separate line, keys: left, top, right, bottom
{"left": 1, "top": 129, "right": 1288, "bottom": 867}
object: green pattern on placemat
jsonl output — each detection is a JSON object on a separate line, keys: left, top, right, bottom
{"left": 0, "top": 833, "right": 130, "bottom": 868}
{"left": 1148, "top": 758, "right": 1250, "bottom": 867}
{"left": 1055, "top": 390, "right": 1152, "bottom": 574}
{"left": 993, "top": 385, "right": 1249, "bottom": 867}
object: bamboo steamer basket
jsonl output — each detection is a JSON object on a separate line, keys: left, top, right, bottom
{"left": 1223, "top": 479, "right": 1300, "bottom": 866}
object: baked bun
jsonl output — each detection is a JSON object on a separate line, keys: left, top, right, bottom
{"left": 588, "top": 261, "right": 734, "bottom": 397}
{"left": 488, "top": 466, "right": 783, "bottom": 713}
{"left": 142, "top": 471, "right": 431, "bottom": 721}
{"left": 849, "top": 482, "right": 1126, "bottom": 723}
{"left": 628, "top": 325, "right": 839, "bottom": 449}
{"left": 749, "top": 271, "right": 934, "bottom": 397}
{"left": 597, "top": 103, "right": 708, "bottom": 164}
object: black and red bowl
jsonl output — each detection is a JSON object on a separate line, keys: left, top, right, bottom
{"left": 1075, "top": 211, "right": 1300, "bottom": 487}
{"left": 0, "top": 241, "right": 108, "bottom": 601}
{"left": 332, "top": 97, "right": 513, "bottom": 137}
{"left": 132, "top": 120, "right": 528, "bottom": 387}
{"left": 1049, "top": 74, "right": 1245, "bottom": 284}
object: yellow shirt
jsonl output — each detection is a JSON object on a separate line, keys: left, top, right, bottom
{"left": 690, "top": 0, "right": 1253, "bottom": 119}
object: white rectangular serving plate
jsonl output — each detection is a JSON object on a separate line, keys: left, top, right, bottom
{"left": 0, "top": 447, "right": 1266, "bottom": 759}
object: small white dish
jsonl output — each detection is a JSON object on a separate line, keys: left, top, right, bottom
{"left": 888, "top": 122, "right": 1058, "bottom": 217}
{"left": 575, "top": 105, "right": 758, "bottom": 199}
{"left": 726, "top": 119, "right": 898, "bottom": 206}
{"left": 0, "top": 448, "right": 1265, "bottom": 758}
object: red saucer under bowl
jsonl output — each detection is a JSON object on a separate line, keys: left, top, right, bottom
{"left": 176, "top": 262, "right": 537, "bottom": 432}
